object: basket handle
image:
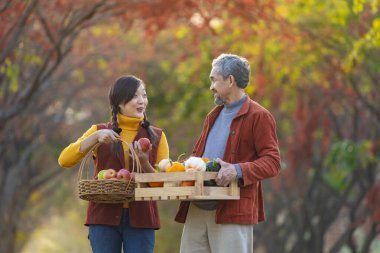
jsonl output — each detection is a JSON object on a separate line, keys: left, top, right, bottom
{"left": 77, "top": 139, "right": 142, "bottom": 181}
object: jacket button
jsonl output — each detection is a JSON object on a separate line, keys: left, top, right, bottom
{"left": 231, "top": 130, "right": 235, "bottom": 135}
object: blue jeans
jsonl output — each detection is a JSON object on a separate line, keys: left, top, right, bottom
{"left": 88, "top": 209, "right": 155, "bottom": 253}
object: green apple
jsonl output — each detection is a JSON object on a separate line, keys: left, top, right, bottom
{"left": 97, "top": 170, "right": 107, "bottom": 180}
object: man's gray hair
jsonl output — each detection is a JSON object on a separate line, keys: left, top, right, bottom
{"left": 212, "top": 54, "right": 250, "bottom": 88}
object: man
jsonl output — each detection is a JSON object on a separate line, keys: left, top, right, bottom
{"left": 175, "top": 54, "right": 281, "bottom": 253}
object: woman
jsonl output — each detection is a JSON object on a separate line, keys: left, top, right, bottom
{"left": 58, "top": 75, "right": 169, "bottom": 253}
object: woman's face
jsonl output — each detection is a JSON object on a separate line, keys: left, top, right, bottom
{"left": 119, "top": 84, "right": 148, "bottom": 118}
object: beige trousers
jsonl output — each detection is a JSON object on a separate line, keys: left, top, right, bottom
{"left": 180, "top": 203, "right": 254, "bottom": 253}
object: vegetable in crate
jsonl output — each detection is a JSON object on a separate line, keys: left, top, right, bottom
{"left": 184, "top": 156, "right": 206, "bottom": 171}
{"left": 206, "top": 160, "right": 221, "bottom": 172}
{"left": 157, "top": 158, "right": 173, "bottom": 172}
{"left": 165, "top": 159, "right": 187, "bottom": 185}
{"left": 201, "top": 157, "right": 210, "bottom": 163}
{"left": 204, "top": 160, "right": 221, "bottom": 186}
{"left": 166, "top": 162, "right": 185, "bottom": 172}
{"left": 181, "top": 157, "right": 206, "bottom": 186}
{"left": 148, "top": 181, "right": 164, "bottom": 187}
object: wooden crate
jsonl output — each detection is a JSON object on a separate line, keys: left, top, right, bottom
{"left": 133, "top": 171, "right": 240, "bottom": 201}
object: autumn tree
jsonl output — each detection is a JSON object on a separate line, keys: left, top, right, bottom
{"left": 246, "top": 1, "right": 380, "bottom": 252}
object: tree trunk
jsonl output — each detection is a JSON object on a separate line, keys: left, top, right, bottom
{"left": 0, "top": 184, "right": 24, "bottom": 253}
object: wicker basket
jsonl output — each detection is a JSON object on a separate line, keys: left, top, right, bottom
{"left": 77, "top": 140, "right": 141, "bottom": 203}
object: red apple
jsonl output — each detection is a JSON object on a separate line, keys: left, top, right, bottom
{"left": 104, "top": 168, "right": 117, "bottom": 179}
{"left": 138, "top": 138, "right": 151, "bottom": 152}
{"left": 117, "top": 169, "right": 131, "bottom": 181}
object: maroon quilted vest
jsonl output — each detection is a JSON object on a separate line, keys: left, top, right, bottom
{"left": 84, "top": 122, "right": 162, "bottom": 229}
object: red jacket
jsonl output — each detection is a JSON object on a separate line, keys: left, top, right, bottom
{"left": 85, "top": 122, "right": 162, "bottom": 229}
{"left": 175, "top": 97, "right": 281, "bottom": 224}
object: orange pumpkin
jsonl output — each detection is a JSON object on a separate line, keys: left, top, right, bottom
{"left": 201, "top": 157, "right": 210, "bottom": 163}
{"left": 166, "top": 162, "right": 185, "bottom": 172}
{"left": 181, "top": 181, "right": 195, "bottom": 186}
{"left": 148, "top": 181, "right": 164, "bottom": 187}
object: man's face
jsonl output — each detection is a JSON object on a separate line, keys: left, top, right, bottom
{"left": 209, "top": 67, "right": 231, "bottom": 105}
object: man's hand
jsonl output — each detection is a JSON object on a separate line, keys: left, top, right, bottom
{"left": 215, "top": 158, "right": 237, "bottom": 187}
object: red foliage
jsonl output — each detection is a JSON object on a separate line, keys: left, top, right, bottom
{"left": 366, "top": 183, "right": 380, "bottom": 223}
{"left": 0, "top": 1, "right": 27, "bottom": 45}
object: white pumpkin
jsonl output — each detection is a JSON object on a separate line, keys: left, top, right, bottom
{"left": 158, "top": 158, "right": 172, "bottom": 172}
{"left": 184, "top": 156, "right": 206, "bottom": 171}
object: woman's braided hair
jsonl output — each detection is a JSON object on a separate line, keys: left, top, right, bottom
{"left": 141, "top": 112, "right": 158, "bottom": 144}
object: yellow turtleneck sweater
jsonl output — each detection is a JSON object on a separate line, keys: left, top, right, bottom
{"left": 58, "top": 113, "right": 169, "bottom": 208}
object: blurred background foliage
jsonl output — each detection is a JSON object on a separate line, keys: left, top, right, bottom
{"left": 1, "top": 0, "right": 379, "bottom": 252}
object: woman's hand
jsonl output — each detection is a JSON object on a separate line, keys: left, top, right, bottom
{"left": 133, "top": 141, "right": 155, "bottom": 173}
{"left": 96, "top": 129, "right": 120, "bottom": 144}
{"left": 80, "top": 129, "right": 120, "bottom": 153}
{"left": 133, "top": 140, "right": 151, "bottom": 161}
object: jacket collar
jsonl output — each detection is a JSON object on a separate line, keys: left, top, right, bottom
{"left": 207, "top": 96, "right": 251, "bottom": 124}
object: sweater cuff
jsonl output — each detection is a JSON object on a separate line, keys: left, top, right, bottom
{"left": 234, "top": 164, "right": 243, "bottom": 179}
